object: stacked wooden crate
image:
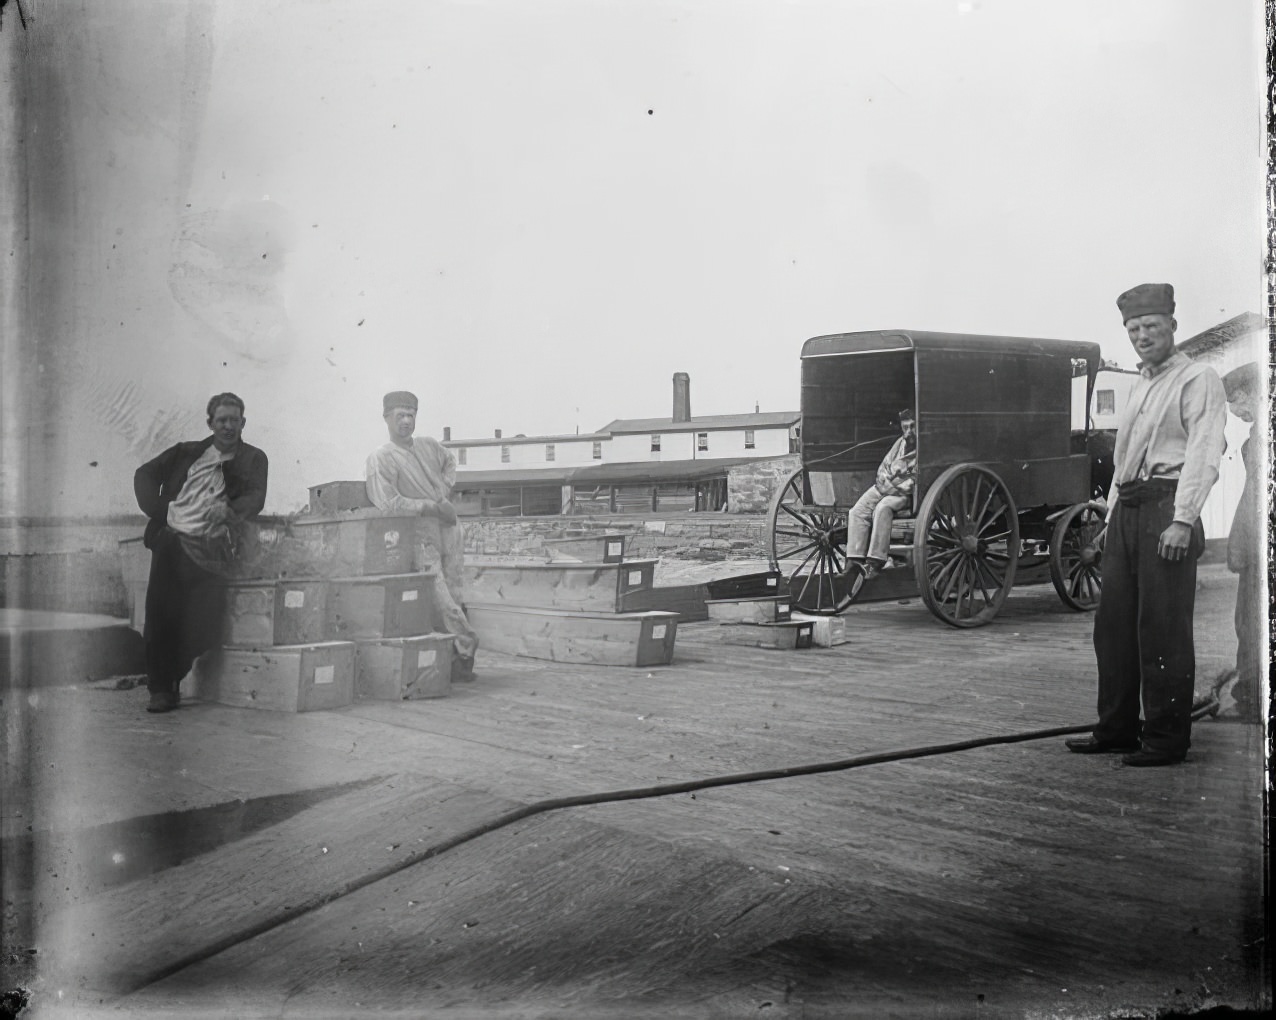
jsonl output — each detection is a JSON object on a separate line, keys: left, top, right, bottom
{"left": 120, "top": 482, "right": 458, "bottom": 712}
{"left": 703, "top": 571, "right": 814, "bottom": 650}
{"left": 464, "top": 533, "right": 679, "bottom": 667}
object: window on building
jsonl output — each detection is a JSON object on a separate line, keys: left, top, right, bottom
{"left": 650, "top": 434, "right": 661, "bottom": 452}
{"left": 697, "top": 432, "right": 709, "bottom": 452}
{"left": 592, "top": 441, "right": 602, "bottom": 460}
{"left": 456, "top": 447, "right": 467, "bottom": 465}
{"left": 545, "top": 444, "right": 555, "bottom": 462}
{"left": 500, "top": 445, "right": 510, "bottom": 463}
{"left": 1096, "top": 389, "right": 1116, "bottom": 415}
{"left": 744, "top": 429, "right": 755, "bottom": 449}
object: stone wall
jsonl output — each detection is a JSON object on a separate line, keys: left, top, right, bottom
{"left": 461, "top": 513, "right": 773, "bottom": 563}
{"left": 726, "top": 454, "right": 801, "bottom": 514}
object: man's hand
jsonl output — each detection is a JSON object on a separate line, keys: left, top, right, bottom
{"left": 1158, "top": 521, "right": 1193, "bottom": 561}
{"left": 435, "top": 500, "right": 458, "bottom": 527}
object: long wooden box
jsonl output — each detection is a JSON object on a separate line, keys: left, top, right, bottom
{"left": 792, "top": 612, "right": 849, "bottom": 647}
{"left": 704, "top": 571, "right": 784, "bottom": 600}
{"left": 308, "top": 479, "right": 374, "bottom": 515}
{"left": 718, "top": 620, "right": 814, "bottom": 651}
{"left": 542, "top": 533, "right": 627, "bottom": 564}
{"left": 223, "top": 579, "right": 328, "bottom": 647}
{"left": 355, "top": 633, "right": 454, "bottom": 700}
{"left": 198, "top": 641, "right": 355, "bottom": 712}
{"left": 467, "top": 603, "right": 678, "bottom": 667}
{"left": 705, "top": 595, "right": 792, "bottom": 625}
{"left": 326, "top": 573, "right": 434, "bottom": 640}
{"left": 463, "top": 558, "right": 656, "bottom": 613}
{"left": 233, "top": 512, "right": 418, "bottom": 579}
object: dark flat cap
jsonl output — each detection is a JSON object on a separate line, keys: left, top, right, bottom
{"left": 1116, "top": 283, "right": 1175, "bottom": 322}
{"left": 383, "top": 390, "right": 418, "bottom": 415}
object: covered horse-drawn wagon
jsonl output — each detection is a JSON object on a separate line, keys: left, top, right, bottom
{"left": 768, "top": 330, "right": 1109, "bottom": 626}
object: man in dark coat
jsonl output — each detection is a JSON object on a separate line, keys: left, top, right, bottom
{"left": 133, "top": 393, "right": 268, "bottom": 712}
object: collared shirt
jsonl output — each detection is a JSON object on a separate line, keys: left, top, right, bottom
{"left": 1108, "top": 352, "right": 1226, "bottom": 525}
{"left": 365, "top": 436, "right": 456, "bottom": 514}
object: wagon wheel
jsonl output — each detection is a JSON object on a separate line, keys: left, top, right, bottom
{"left": 913, "top": 463, "right": 1019, "bottom": 628}
{"left": 1049, "top": 501, "right": 1106, "bottom": 611}
{"left": 767, "top": 468, "right": 859, "bottom": 615}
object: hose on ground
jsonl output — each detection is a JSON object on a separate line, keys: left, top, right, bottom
{"left": 123, "top": 695, "right": 1223, "bottom": 996}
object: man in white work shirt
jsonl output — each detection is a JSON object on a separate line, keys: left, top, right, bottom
{"left": 1066, "top": 283, "right": 1226, "bottom": 766}
{"left": 366, "top": 391, "right": 478, "bottom": 681}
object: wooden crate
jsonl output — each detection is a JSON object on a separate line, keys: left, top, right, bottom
{"left": 326, "top": 573, "right": 434, "bottom": 640}
{"left": 198, "top": 641, "right": 355, "bottom": 712}
{"left": 308, "top": 479, "right": 374, "bottom": 515}
{"left": 542, "top": 533, "right": 627, "bottom": 564}
{"left": 223, "top": 579, "right": 329, "bottom": 648}
{"left": 463, "top": 558, "right": 656, "bottom": 613}
{"left": 792, "top": 612, "right": 849, "bottom": 647}
{"left": 354, "top": 633, "right": 454, "bottom": 700}
{"left": 704, "top": 571, "right": 785, "bottom": 600}
{"left": 705, "top": 595, "right": 792, "bottom": 625}
{"left": 467, "top": 603, "right": 678, "bottom": 666}
{"left": 232, "top": 512, "right": 418, "bottom": 579}
{"left": 717, "top": 620, "right": 814, "bottom": 651}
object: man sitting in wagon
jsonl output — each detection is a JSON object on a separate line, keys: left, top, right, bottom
{"left": 846, "top": 408, "right": 917, "bottom": 579}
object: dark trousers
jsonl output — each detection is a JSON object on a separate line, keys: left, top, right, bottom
{"left": 1092, "top": 481, "right": 1204, "bottom": 756}
{"left": 144, "top": 530, "right": 226, "bottom": 695}
{"left": 1232, "top": 565, "right": 1263, "bottom": 715}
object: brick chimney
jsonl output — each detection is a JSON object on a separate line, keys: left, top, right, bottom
{"left": 672, "top": 372, "right": 691, "bottom": 423}
{"left": 442, "top": 426, "right": 451, "bottom": 442}
{"left": 494, "top": 428, "right": 502, "bottom": 439}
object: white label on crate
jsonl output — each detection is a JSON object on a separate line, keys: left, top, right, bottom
{"left": 283, "top": 589, "right": 305, "bottom": 608}
{"left": 629, "top": 570, "right": 642, "bottom": 586}
{"left": 313, "top": 664, "right": 335, "bottom": 685}
{"left": 401, "top": 589, "right": 419, "bottom": 602}
{"left": 778, "top": 604, "right": 790, "bottom": 617}
{"left": 384, "top": 530, "right": 400, "bottom": 549}
{"left": 607, "top": 542, "right": 622, "bottom": 556}
{"left": 417, "top": 649, "right": 436, "bottom": 667}
{"left": 766, "top": 577, "right": 777, "bottom": 587}
{"left": 651, "top": 624, "right": 667, "bottom": 639}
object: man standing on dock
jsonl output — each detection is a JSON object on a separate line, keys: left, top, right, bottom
{"left": 365, "top": 391, "right": 478, "bottom": 681}
{"left": 1066, "top": 284, "right": 1226, "bottom": 766}
{"left": 133, "top": 392, "right": 269, "bottom": 713}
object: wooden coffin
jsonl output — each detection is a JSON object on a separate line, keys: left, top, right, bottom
{"left": 704, "top": 571, "right": 785, "bottom": 601}
{"left": 325, "top": 572, "right": 434, "bottom": 640}
{"left": 223, "top": 579, "right": 329, "bottom": 648}
{"left": 355, "top": 633, "right": 454, "bottom": 700}
{"left": 467, "top": 603, "right": 678, "bottom": 667}
{"left": 198, "top": 641, "right": 355, "bottom": 712}
{"left": 705, "top": 595, "right": 793, "bottom": 625}
{"left": 231, "top": 512, "right": 418, "bottom": 579}
{"left": 717, "top": 620, "right": 814, "bottom": 651}
{"left": 308, "top": 479, "right": 374, "bottom": 515}
{"left": 542, "top": 533, "right": 627, "bottom": 564}
{"left": 463, "top": 558, "right": 656, "bottom": 613}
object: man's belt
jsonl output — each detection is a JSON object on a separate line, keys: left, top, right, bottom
{"left": 1116, "top": 477, "right": 1177, "bottom": 506}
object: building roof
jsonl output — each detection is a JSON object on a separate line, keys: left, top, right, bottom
{"left": 598, "top": 411, "right": 800, "bottom": 434}
{"left": 1176, "top": 311, "right": 1267, "bottom": 357}
{"left": 453, "top": 456, "right": 768, "bottom": 489}
{"left": 445, "top": 431, "right": 609, "bottom": 449}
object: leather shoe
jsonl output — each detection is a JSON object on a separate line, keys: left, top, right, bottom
{"left": 1065, "top": 736, "right": 1139, "bottom": 754}
{"left": 1121, "top": 750, "right": 1185, "bottom": 767}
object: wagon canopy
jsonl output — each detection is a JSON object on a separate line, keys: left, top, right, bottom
{"left": 799, "top": 329, "right": 1102, "bottom": 507}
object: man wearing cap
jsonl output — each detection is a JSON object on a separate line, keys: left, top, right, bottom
{"left": 365, "top": 391, "right": 478, "bottom": 680}
{"left": 846, "top": 409, "right": 917, "bottom": 579}
{"left": 1066, "top": 284, "right": 1226, "bottom": 766}
{"left": 134, "top": 392, "right": 269, "bottom": 712}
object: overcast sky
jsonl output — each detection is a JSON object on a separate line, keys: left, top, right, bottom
{"left": 171, "top": 0, "right": 1262, "bottom": 455}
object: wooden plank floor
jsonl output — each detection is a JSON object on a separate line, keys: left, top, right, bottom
{"left": 6, "top": 564, "right": 1266, "bottom": 1018}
